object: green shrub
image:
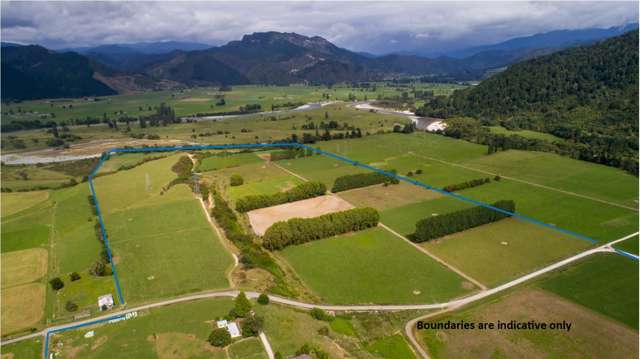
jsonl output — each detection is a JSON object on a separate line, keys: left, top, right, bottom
{"left": 229, "top": 174, "right": 244, "bottom": 186}
{"left": 241, "top": 316, "right": 264, "bottom": 337}
{"left": 257, "top": 293, "right": 270, "bottom": 305}
{"left": 412, "top": 200, "right": 515, "bottom": 242}
{"left": 208, "top": 328, "right": 231, "bottom": 347}
{"left": 69, "top": 272, "right": 81, "bottom": 281}
{"left": 49, "top": 277, "right": 64, "bottom": 290}
{"left": 263, "top": 207, "right": 380, "bottom": 250}
{"left": 236, "top": 181, "right": 326, "bottom": 212}
{"left": 89, "top": 260, "right": 106, "bottom": 276}
{"left": 331, "top": 171, "right": 398, "bottom": 192}
{"left": 310, "top": 308, "right": 334, "bottom": 322}
{"left": 65, "top": 301, "right": 78, "bottom": 312}
{"left": 171, "top": 156, "right": 193, "bottom": 179}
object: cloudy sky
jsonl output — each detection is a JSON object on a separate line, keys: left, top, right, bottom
{"left": 1, "top": 1, "right": 638, "bottom": 54}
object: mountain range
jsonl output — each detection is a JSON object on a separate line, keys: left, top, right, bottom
{"left": 1, "top": 24, "right": 637, "bottom": 100}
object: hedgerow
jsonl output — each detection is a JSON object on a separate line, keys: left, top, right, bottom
{"left": 443, "top": 177, "right": 491, "bottom": 192}
{"left": 412, "top": 200, "right": 515, "bottom": 242}
{"left": 262, "top": 207, "right": 380, "bottom": 250}
{"left": 236, "top": 181, "right": 326, "bottom": 212}
{"left": 331, "top": 171, "right": 398, "bottom": 193}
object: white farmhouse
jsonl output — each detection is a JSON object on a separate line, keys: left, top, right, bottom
{"left": 97, "top": 294, "right": 114, "bottom": 311}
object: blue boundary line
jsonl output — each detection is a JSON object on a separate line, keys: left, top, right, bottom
{"left": 613, "top": 248, "right": 640, "bottom": 261}
{"left": 44, "top": 313, "right": 128, "bottom": 358}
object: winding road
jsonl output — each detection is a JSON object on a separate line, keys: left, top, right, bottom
{"left": 2, "top": 232, "right": 636, "bottom": 359}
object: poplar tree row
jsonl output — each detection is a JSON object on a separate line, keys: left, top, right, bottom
{"left": 412, "top": 200, "right": 515, "bottom": 242}
{"left": 331, "top": 171, "right": 399, "bottom": 192}
{"left": 263, "top": 208, "right": 380, "bottom": 250}
{"left": 235, "top": 182, "right": 326, "bottom": 212}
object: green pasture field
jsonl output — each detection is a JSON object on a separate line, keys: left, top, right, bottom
{"left": 419, "top": 287, "right": 638, "bottom": 359}
{"left": 97, "top": 152, "right": 168, "bottom": 174}
{"left": 95, "top": 156, "right": 233, "bottom": 303}
{"left": 197, "top": 151, "right": 263, "bottom": 172}
{"left": 48, "top": 297, "right": 234, "bottom": 358}
{"left": 538, "top": 253, "right": 639, "bottom": 329}
{"left": 0, "top": 336, "right": 42, "bottom": 358}
{"left": 1, "top": 164, "right": 74, "bottom": 191}
{"left": 1, "top": 193, "right": 52, "bottom": 253}
{"left": 314, "top": 132, "right": 637, "bottom": 209}
{"left": 2, "top": 104, "right": 407, "bottom": 153}
{"left": 337, "top": 182, "right": 440, "bottom": 211}
{"left": 422, "top": 218, "right": 592, "bottom": 286}
{"left": 0, "top": 190, "right": 49, "bottom": 217}
{"left": 381, "top": 178, "right": 638, "bottom": 243}
{"left": 202, "top": 158, "right": 303, "bottom": 198}
{"left": 366, "top": 334, "right": 416, "bottom": 359}
{"left": 1, "top": 83, "right": 462, "bottom": 126}
{"left": 279, "top": 227, "right": 473, "bottom": 304}
{"left": 278, "top": 154, "right": 370, "bottom": 187}
{"left": 487, "top": 125, "right": 566, "bottom": 143}
{"left": 460, "top": 150, "right": 639, "bottom": 208}
{"left": 228, "top": 338, "right": 268, "bottom": 359}
{"left": 614, "top": 235, "right": 639, "bottom": 255}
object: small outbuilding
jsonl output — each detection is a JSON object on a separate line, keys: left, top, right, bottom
{"left": 98, "top": 294, "right": 114, "bottom": 311}
{"left": 215, "top": 319, "right": 242, "bottom": 338}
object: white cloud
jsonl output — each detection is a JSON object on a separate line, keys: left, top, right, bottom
{"left": 1, "top": 1, "right": 637, "bottom": 53}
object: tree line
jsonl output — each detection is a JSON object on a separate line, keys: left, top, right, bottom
{"left": 210, "top": 189, "right": 294, "bottom": 296}
{"left": 235, "top": 182, "right": 327, "bottom": 212}
{"left": 270, "top": 147, "right": 314, "bottom": 161}
{"left": 262, "top": 207, "right": 380, "bottom": 250}
{"left": 412, "top": 200, "right": 515, "bottom": 242}
{"left": 331, "top": 171, "right": 399, "bottom": 193}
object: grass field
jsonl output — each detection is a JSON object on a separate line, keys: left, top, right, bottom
{"left": 538, "top": 253, "right": 639, "bottom": 329}
{"left": 0, "top": 336, "right": 42, "bottom": 358}
{"left": 337, "top": 182, "right": 440, "bottom": 211}
{"left": 228, "top": 338, "right": 268, "bottom": 359}
{"left": 1, "top": 282, "right": 46, "bottom": 336}
{"left": 97, "top": 152, "right": 168, "bottom": 174}
{"left": 421, "top": 218, "right": 592, "bottom": 286}
{"left": 0, "top": 190, "right": 49, "bottom": 217}
{"left": 419, "top": 288, "right": 638, "bottom": 359}
{"left": 197, "top": 151, "right": 263, "bottom": 172}
{"left": 1, "top": 248, "right": 47, "bottom": 288}
{"left": 0, "top": 164, "right": 74, "bottom": 191}
{"left": 487, "top": 125, "right": 566, "bottom": 142}
{"left": 96, "top": 155, "right": 233, "bottom": 303}
{"left": 366, "top": 334, "right": 416, "bottom": 359}
{"left": 280, "top": 227, "right": 473, "bottom": 304}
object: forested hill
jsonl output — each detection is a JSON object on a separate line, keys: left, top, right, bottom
{"left": 1, "top": 45, "right": 117, "bottom": 100}
{"left": 418, "top": 31, "right": 639, "bottom": 174}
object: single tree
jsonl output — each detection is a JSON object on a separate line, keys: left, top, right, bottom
{"left": 49, "top": 277, "right": 64, "bottom": 290}
{"left": 257, "top": 293, "right": 270, "bottom": 305}
{"left": 208, "top": 328, "right": 231, "bottom": 347}
{"left": 241, "top": 316, "right": 264, "bottom": 337}
{"left": 234, "top": 291, "right": 252, "bottom": 317}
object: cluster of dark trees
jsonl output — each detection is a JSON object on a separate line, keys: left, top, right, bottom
{"left": 270, "top": 147, "right": 314, "bottom": 161}
{"left": 236, "top": 181, "right": 326, "bottom": 212}
{"left": 290, "top": 127, "right": 364, "bottom": 144}
{"left": 210, "top": 190, "right": 294, "bottom": 296}
{"left": 271, "top": 101, "right": 304, "bottom": 111}
{"left": 262, "top": 207, "right": 380, "bottom": 250}
{"left": 417, "top": 32, "right": 638, "bottom": 175}
{"left": 331, "top": 171, "right": 399, "bottom": 193}
{"left": 300, "top": 119, "right": 358, "bottom": 132}
{"left": 443, "top": 177, "right": 492, "bottom": 193}
{"left": 393, "top": 123, "right": 416, "bottom": 134}
{"left": 412, "top": 200, "right": 515, "bottom": 242}
{"left": 138, "top": 103, "right": 178, "bottom": 127}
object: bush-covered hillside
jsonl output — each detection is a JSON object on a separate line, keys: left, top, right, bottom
{"left": 418, "top": 31, "right": 639, "bottom": 173}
